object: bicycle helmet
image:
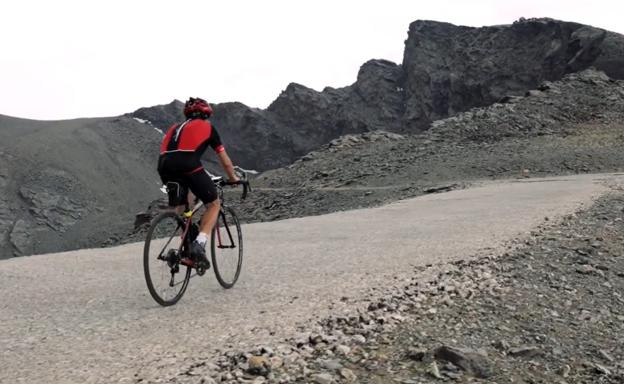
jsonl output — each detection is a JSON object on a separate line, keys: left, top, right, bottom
{"left": 183, "top": 97, "right": 213, "bottom": 119}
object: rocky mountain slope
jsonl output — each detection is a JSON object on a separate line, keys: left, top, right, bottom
{"left": 125, "top": 67, "right": 624, "bottom": 244}
{"left": 132, "top": 18, "right": 624, "bottom": 171}
{"left": 0, "top": 115, "right": 163, "bottom": 258}
{"left": 224, "top": 69, "right": 624, "bottom": 223}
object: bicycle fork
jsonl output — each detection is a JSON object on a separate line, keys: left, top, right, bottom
{"left": 216, "top": 211, "right": 236, "bottom": 249}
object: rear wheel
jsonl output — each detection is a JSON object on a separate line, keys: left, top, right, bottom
{"left": 211, "top": 206, "right": 243, "bottom": 288}
{"left": 144, "top": 211, "right": 191, "bottom": 306}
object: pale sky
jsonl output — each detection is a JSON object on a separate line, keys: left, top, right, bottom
{"left": 1, "top": 0, "right": 623, "bottom": 120}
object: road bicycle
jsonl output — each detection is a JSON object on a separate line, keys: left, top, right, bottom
{"left": 143, "top": 168, "right": 251, "bottom": 306}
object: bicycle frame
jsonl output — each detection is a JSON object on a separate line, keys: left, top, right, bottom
{"left": 179, "top": 182, "right": 236, "bottom": 251}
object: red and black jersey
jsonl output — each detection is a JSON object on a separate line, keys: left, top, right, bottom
{"left": 160, "top": 118, "right": 224, "bottom": 155}
{"left": 157, "top": 118, "right": 225, "bottom": 176}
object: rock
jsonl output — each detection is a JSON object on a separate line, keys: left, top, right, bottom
{"left": 594, "top": 363, "right": 612, "bottom": 375}
{"left": 311, "top": 372, "right": 334, "bottom": 384}
{"left": 339, "top": 368, "right": 357, "bottom": 382}
{"left": 440, "top": 296, "right": 453, "bottom": 307}
{"left": 429, "top": 361, "right": 442, "bottom": 379}
{"left": 406, "top": 347, "right": 427, "bottom": 361}
{"left": 599, "top": 350, "right": 614, "bottom": 362}
{"left": 269, "top": 356, "right": 284, "bottom": 369}
{"left": 335, "top": 345, "right": 351, "bottom": 355}
{"left": 9, "top": 219, "right": 31, "bottom": 256}
{"left": 391, "top": 314, "right": 406, "bottom": 322}
{"left": 352, "top": 335, "right": 366, "bottom": 344}
{"left": 440, "top": 362, "right": 464, "bottom": 380}
{"left": 320, "top": 359, "right": 343, "bottom": 371}
{"left": 433, "top": 346, "right": 492, "bottom": 378}
{"left": 310, "top": 334, "right": 326, "bottom": 345}
{"left": 19, "top": 184, "right": 87, "bottom": 232}
{"left": 247, "top": 356, "right": 271, "bottom": 376}
{"left": 509, "top": 346, "right": 541, "bottom": 358}
{"left": 492, "top": 340, "right": 510, "bottom": 351}
{"left": 423, "top": 184, "right": 458, "bottom": 194}
{"left": 526, "top": 90, "right": 545, "bottom": 98}
{"left": 558, "top": 364, "right": 571, "bottom": 378}
{"left": 134, "top": 212, "right": 153, "bottom": 229}
{"left": 576, "top": 264, "right": 596, "bottom": 274}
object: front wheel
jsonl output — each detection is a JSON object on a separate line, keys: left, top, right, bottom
{"left": 144, "top": 211, "right": 192, "bottom": 306}
{"left": 211, "top": 206, "right": 243, "bottom": 288}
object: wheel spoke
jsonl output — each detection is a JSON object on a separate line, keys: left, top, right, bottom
{"left": 144, "top": 212, "right": 192, "bottom": 306}
{"left": 157, "top": 224, "right": 181, "bottom": 258}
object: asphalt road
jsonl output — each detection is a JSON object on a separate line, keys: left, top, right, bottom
{"left": 1, "top": 173, "right": 618, "bottom": 383}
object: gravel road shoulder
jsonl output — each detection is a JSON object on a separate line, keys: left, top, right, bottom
{"left": 176, "top": 185, "right": 624, "bottom": 384}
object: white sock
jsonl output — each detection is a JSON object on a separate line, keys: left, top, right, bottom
{"left": 196, "top": 232, "right": 208, "bottom": 246}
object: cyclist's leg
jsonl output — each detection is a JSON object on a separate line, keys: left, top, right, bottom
{"left": 200, "top": 200, "right": 220, "bottom": 235}
{"left": 185, "top": 170, "right": 220, "bottom": 241}
{"left": 185, "top": 190, "right": 196, "bottom": 212}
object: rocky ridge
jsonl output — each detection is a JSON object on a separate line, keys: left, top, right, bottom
{"left": 401, "top": 18, "right": 624, "bottom": 124}
{"left": 131, "top": 18, "right": 624, "bottom": 172}
{"left": 216, "top": 68, "right": 624, "bottom": 225}
{"left": 128, "top": 68, "right": 624, "bottom": 240}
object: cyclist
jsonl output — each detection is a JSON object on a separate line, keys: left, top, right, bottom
{"left": 157, "top": 97, "right": 239, "bottom": 267}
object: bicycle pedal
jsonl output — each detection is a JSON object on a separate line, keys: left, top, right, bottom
{"left": 198, "top": 259, "right": 211, "bottom": 273}
{"left": 196, "top": 265, "right": 206, "bottom": 276}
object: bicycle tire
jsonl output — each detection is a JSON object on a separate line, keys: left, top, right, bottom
{"left": 144, "top": 211, "right": 192, "bottom": 306}
{"left": 211, "top": 206, "right": 243, "bottom": 288}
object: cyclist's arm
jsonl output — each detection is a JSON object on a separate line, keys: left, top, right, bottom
{"left": 207, "top": 125, "right": 239, "bottom": 182}
{"left": 217, "top": 150, "right": 239, "bottom": 182}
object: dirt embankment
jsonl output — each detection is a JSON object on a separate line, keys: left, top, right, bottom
{"left": 0, "top": 115, "right": 162, "bottom": 258}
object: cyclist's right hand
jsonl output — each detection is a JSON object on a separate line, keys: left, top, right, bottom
{"left": 230, "top": 179, "right": 251, "bottom": 199}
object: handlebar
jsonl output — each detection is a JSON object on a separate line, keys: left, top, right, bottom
{"left": 216, "top": 178, "right": 252, "bottom": 199}
{"left": 210, "top": 166, "right": 253, "bottom": 200}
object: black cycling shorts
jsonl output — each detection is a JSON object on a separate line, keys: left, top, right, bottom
{"left": 158, "top": 156, "right": 218, "bottom": 205}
